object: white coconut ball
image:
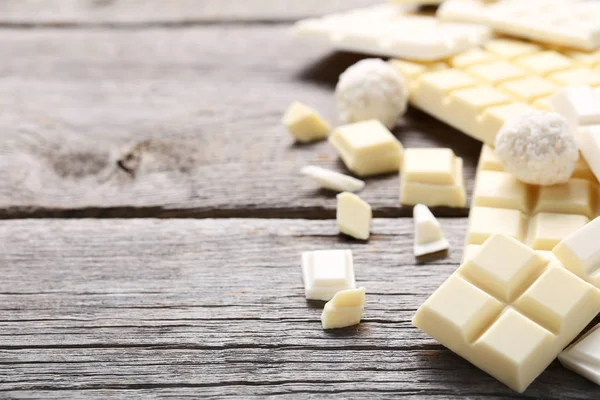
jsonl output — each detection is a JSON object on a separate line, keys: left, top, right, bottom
{"left": 495, "top": 111, "right": 578, "bottom": 186}
{"left": 335, "top": 58, "right": 408, "bottom": 129}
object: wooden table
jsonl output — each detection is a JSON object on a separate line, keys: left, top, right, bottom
{"left": 1, "top": 1, "right": 598, "bottom": 398}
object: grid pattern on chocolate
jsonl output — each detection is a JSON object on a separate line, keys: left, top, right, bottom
{"left": 390, "top": 39, "right": 600, "bottom": 145}
{"left": 466, "top": 145, "right": 598, "bottom": 269}
{"left": 414, "top": 234, "right": 600, "bottom": 392}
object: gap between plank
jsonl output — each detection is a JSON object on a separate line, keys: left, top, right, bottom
{"left": 0, "top": 206, "right": 470, "bottom": 220}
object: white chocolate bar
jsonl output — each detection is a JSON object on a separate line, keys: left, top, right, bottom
{"left": 321, "top": 287, "right": 366, "bottom": 330}
{"left": 301, "top": 166, "right": 365, "bottom": 193}
{"left": 553, "top": 216, "right": 600, "bottom": 290}
{"left": 413, "top": 204, "right": 450, "bottom": 256}
{"left": 282, "top": 101, "right": 330, "bottom": 143}
{"left": 559, "top": 323, "right": 600, "bottom": 386}
{"left": 551, "top": 86, "right": 600, "bottom": 183}
{"left": 400, "top": 148, "right": 466, "bottom": 207}
{"left": 438, "top": 0, "right": 600, "bottom": 50}
{"left": 465, "top": 145, "right": 598, "bottom": 251}
{"left": 336, "top": 192, "right": 372, "bottom": 240}
{"left": 301, "top": 249, "right": 356, "bottom": 301}
{"left": 329, "top": 119, "right": 403, "bottom": 177}
{"left": 414, "top": 234, "right": 600, "bottom": 393}
{"left": 390, "top": 38, "right": 600, "bottom": 146}
{"left": 293, "top": 4, "right": 490, "bottom": 61}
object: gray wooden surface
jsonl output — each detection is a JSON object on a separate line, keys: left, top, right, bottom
{"left": 0, "top": 0, "right": 380, "bottom": 24}
{"left": 0, "top": 25, "right": 479, "bottom": 219}
{"left": 1, "top": 1, "right": 598, "bottom": 399}
{"left": 2, "top": 219, "right": 599, "bottom": 399}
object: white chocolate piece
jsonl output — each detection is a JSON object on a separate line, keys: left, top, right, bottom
{"left": 400, "top": 148, "right": 466, "bottom": 207}
{"left": 479, "top": 145, "right": 504, "bottom": 171}
{"left": 321, "top": 287, "right": 366, "bottom": 330}
{"left": 301, "top": 166, "right": 365, "bottom": 193}
{"left": 533, "top": 179, "right": 596, "bottom": 219}
{"left": 551, "top": 87, "right": 600, "bottom": 183}
{"left": 336, "top": 192, "right": 372, "bottom": 240}
{"left": 559, "top": 324, "right": 600, "bottom": 386}
{"left": 282, "top": 102, "right": 330, "bottom": 143}
{"left": 293, "top": 4, "right": 490, "bottom": 61}
{"left": 473, "top": 170, "right": 530, "bottom": 213}
{"left": 301, "top": 249, "right": 356, "bottom": 301}
{"left": 551, "top": 86, "right": 600, "bottom": 142}
{"left": 438, "top": 0, "right": 600, "bottom": 50}
{"left": 526, "top": 213, "right": 589, "bottom": 251}
{"left": 413, "top": 204, "right": 449, "bottom": 257}
{"left": 414, "top": 234, "right": 600, "bottom": 393}
{"left": 390, "top": 37, "right": 600, "bottom": 146}
{"left": 329, "top": 119, "right": 403, "bottom": 177}
{"left": 553, "top": 216, "right": 600, "bottom": 289}
{"left": 467, "top": 206, "right": 526, "bottom": 248}
{"left": 578, "top": 125, "right": 600, "bottom": 184}
{"left": 404, "top": 148, "right": 457, "bottom": 185}
{"left": 484, "top": 38, "right": 542, "bottom": 60}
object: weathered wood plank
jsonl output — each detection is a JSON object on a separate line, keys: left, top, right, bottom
{"left": 0, "top": 218, "right": 598, "bottom": 398}
{"left": 0, "top": 26, "right": 481, "bottom": 219}
{"left": 0, "top": 0, "right": 381, "bottom": 25}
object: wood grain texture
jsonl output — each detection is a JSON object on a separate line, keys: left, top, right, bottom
{"left": 0, "top": 0, "right": 381, "bottom": 25}
{"left": 1, "top": 218, "right": 599, "bottom": 398}
{"left": 0, "top": 25, "right": 482, "bottom": 219}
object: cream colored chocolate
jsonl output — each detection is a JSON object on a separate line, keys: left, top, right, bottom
{"left": 578, "top": 125, "right": 600, "bottom": 183}
{"left": 473, "top": 170, "right": 530, "bottom": 213}
{"left": 467, "top": 207, "right": 526, "bottom": 245}
{"left": 293, "top": 4, "right": 490, "bottom": 61}
{"left": 329, "top": 120, "right": 403, "bottom": 177}
{"left": 301, "top": 249, "right": 356, "bottom": 301}
{"left": 553, "top": 216, "right": 600, "bottom": 290}
{"left": 559, "top": 323, "right": 600, "bottom": 386}
{"left": 282, "top": 102, "right": 330, "bottom": 143}
{"left": 336, "top": 192, "right": 372, "bottom": 240}
{"left": 413, "top": 204, "right": 449, "bottom": 257}
{"left": 551, "top": 86, "right": 600, "bottom": 136}
{"left": 321, "top": 287, "right": 366, "bottom": 330}
{"left": 400, "top": 148, "right": 466, "bottom": 207}
{"left": 438, "top": 0, "right": 600, "bottom": 50}
{"left": 414, "top": 234, "right": 600, "bottom": 393}
{"left": 526, "top": 213, "right": 589, "bottom": 251}
{"left": 301, "top": 166, "right": 365, "bottom": 193}
{"left": 478, "top": 145, "right": 504, "bottom": 171}
{"left": 465, "top": 145, "right": 598, "bottom": 252}
{"left": 551, "top": 86, "right": 600, "bottom": 183}
{"left": 463, "top": 244, "right": 558, "bottom": 265}
{"left": 390, "top": 38, "right": 600, "bottom": 145}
